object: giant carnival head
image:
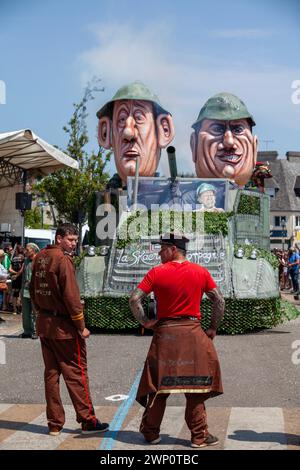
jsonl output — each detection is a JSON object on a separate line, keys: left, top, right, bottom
{"left": 190, "top": 92, "right": 258, "bottom": 186}
{"left": 97, "top": 81, "right": 175, "bottom": 184}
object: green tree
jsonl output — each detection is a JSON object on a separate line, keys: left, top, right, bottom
{"left": 24, "top": 206, "right": 50, "bottom": 229}
{"left": 33, "top": 79, "right": 110, "bottom": 247}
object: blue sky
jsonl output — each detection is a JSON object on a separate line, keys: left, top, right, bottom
{"left": 0, "top": 0, "right": 300, "bottom": 177}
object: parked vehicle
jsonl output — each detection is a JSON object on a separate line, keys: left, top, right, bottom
{"left": 24, "top": 228, "right": 55, "bottom": 249}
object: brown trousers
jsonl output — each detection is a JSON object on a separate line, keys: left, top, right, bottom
{"left": 40, "top": 336, "right": 97, "bottom": 430}
{"left": 140, "top": 393, "right": 208, "bottom": 445}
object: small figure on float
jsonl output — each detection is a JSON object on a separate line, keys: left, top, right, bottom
{"left": 247, "top": 161, "right": 272, "bottom": 193}
{"left": 97, "top": 81, "right": 175, "bottom": 187}
{"left": 190, "top": 92, "right": 258, "bottom": 186}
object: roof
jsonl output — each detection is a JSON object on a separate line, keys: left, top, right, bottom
{"left": 269, "top": 158, "right": 300, "bottom": 212}
{"left": 0, "top": 129, "right": 79, "bottom": 188}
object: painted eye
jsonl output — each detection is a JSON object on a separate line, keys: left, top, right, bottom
{"left": 210, "top": 124, "right": 225, "bottom": 135}
{"left": 134, "top": 111, "right": 145, "bottom": 123}
{"left": 117, "top": 111, "right": 128, "bottom": 127}
{"left": 118, "top": 116, "right": 126, "bottom": 127}
{"left": 232, "top": 125, "right": 245, "bottom": 134}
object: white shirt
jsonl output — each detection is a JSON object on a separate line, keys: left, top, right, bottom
{"left": 0, "top": 264, "right": 8, "bottom": 281}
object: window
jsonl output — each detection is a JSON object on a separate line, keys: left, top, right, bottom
{"left": 294, "top": 176, "right": 300, "bottom": 197}
{"left": 295, "top": 216, "right": 300, "bottom": 227}
{"left": 274, "top": 216, "right": 286, "bottom": 227}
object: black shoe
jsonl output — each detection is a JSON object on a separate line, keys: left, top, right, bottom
{"left": 191, "top": 434, "right": 219, "bottom": 448}
{"left": 31, "top": 334, "right": 38, "bottom": 340}
{"left": 18, "top": 333, "right": 31, "bottom": 338}
{"left": 81, "top": 420, "right": 109, "bottom": 434}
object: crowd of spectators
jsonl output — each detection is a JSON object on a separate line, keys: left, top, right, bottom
{"left": 0, "top": 242, "right": 39, "bottom": 337}
{"left": 273, "top": 247, "right": 300, "bottom": 294}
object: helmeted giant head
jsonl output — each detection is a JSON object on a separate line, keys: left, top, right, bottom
{"left": 190, "top": 92, "right": 258, "bottom": 186}
{"left": 97, "top": 81, "right": 175, "bottom": 184}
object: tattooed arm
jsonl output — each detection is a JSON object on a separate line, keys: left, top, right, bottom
{"left": 205, "top": 287, "right": 225, "bottom": 339}
{"left": 129, "top": 288, "right": 158, "bottom": 329}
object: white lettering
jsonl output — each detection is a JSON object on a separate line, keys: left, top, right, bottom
{"left": 0, "top": 80, "right": 6, "bottom": 104}
{"left": 291, "top": 80, "right": 300, "bottom": 105}
{"left": 291, "top": 339, "right": 300, "bottom": 365}
{"left": 0, "top": 340, "right": 6, "bottom": 365}
{"left": 96, "top": 204, "right": 116, "bottom": 240}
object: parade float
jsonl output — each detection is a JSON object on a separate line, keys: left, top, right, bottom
{"left": 76, "top": 83, "right": 286, "bottom": 334}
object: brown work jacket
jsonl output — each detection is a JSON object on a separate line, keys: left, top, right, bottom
{"left": 30, "top": 244, "right": 85, "bottom": 339}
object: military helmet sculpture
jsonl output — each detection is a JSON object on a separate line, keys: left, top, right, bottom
{"left": 196, "top": 182, "right": 217, "bottom": 197}
{"left": 190, "top": 92, "right": 258, "bottom": 186}
{"left": 97, "top": 81, "right": 175, "bottom": 184}
{"left": 191, "top": 92, "right": 255, "bottom": 129}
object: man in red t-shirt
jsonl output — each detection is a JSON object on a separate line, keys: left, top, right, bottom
{"left": 129, "top": 232, "right": 225, "bottom": 448}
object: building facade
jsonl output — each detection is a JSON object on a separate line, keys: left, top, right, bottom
{"left": 258, "top": 151, "right": 300, "bottom": 250}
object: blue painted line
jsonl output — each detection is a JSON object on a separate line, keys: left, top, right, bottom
{"left": 99, "top": 368, "right": 143, "bottom": 450}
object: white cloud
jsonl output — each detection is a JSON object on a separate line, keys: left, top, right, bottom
{"left": 78, "top": 21, "right": 300, "bottom": 175}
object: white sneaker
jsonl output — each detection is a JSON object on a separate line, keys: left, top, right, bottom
{"left": 49, "top": 428, "right": 62, "bottom": 436}
{"left": 147, "top": 436, "right": 161, "bottom": 444}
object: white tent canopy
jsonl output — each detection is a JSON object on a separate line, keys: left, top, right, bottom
{"left": 0, "top": 129, "right": 79, "bottom": 188}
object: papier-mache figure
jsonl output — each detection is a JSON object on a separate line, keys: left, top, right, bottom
{"left": 190, "top": 92, "right": 258, "bottom": 186}
{"left": 247, "top": 161, "right": 272, "bottom": 193}
{"left": 97, "top": 81, "right": 175, "bottom": 186}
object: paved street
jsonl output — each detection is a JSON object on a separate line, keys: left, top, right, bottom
{"left": 0, "top": 294, "right": 300, "bottom": 450}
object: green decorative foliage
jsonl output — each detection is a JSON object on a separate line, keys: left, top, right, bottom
{"left": 279, "top": 299, "right": 300, "bottom": 320}
{"left": 83, "top": 296, "right": 299, "bottom": 334}
{"left": 237, "top": 194, "right": 260, "bottom": 215}
{"left": 73, "top": 251, "right": 86, "bottom": 268}
{"left": 203, "top": 211, "right": 234, "bottom": 236}
{"left": 200, "top": 298, "right": 283, "bottom": 334}
{"left": 116, "top": 210, "right": 234, "bottom": 248}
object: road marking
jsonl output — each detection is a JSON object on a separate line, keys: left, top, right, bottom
{"left": 105, "top": 394, "right": 129, "bottom": 402}
{"left": 224, "top": 407, "right": 287, "bottom": 450}
{"left": 99, "top": 369, "right": 142, "bottom": 451}
{"left": 0, "top": 405, "right": 79, "bottom": 450}
{"left": 0, "top": 405, "right": 298, "bottom": 450}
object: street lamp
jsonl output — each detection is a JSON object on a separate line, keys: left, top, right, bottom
{"left": 281, "top": 219, "right": 286, "bottom": 251}
{"left": 38, "top": 202, "right": 46, "bottom": 229}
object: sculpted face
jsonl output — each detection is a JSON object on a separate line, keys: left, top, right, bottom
{"left": 192, "top": 118, "right": 257, "bottom": 186}
{"left": 112, "top": 100, "right": 159, "bottom": 183}
{"left": 198, "top": 190, "right": 216, "bottom": 210}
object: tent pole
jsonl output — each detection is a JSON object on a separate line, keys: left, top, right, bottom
{"left": 21, "top": 170, "right": 27, "bottom": 247}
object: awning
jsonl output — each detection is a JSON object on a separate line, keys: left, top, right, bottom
{"left": 0, "top": 129, "right": 79, "bottom": 188}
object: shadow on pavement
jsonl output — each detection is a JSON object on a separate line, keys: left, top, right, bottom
{"left": 228, "top": 430, "right": 300, "bottom": 446}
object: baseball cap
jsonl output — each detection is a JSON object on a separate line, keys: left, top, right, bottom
{"left": 151, "top": 232, "right": 190, "bottom": 250}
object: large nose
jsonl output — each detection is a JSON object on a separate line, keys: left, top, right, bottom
{"left": 222, "top": 130, "right": 236, "bottom": 149}
{"left": 123, "top": 116, "right": 137, "bottom": 142}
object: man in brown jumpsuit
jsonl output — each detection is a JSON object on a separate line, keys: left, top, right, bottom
{"left": 30, "top": 223, "right": 109, "bottom": 436}
{"left": 129, "top": 232, "right": 225, "bottom": 448}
